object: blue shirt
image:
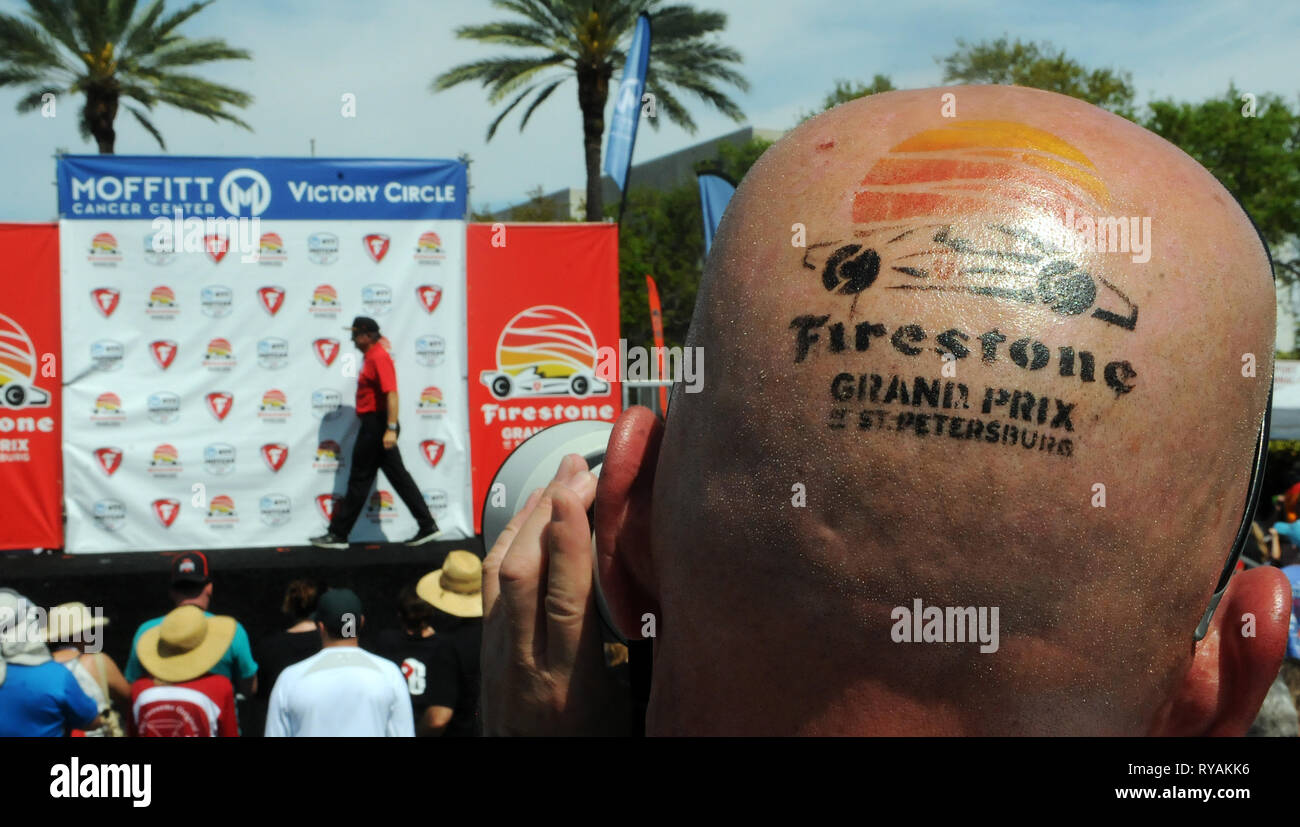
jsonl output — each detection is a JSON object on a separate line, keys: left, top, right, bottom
{"left": 1273, "top": 521, "right": 1300, "bottom": 545}
{"left": 0, "top": 661, "right": 99, "bottom": 736}
{"left": 1282, "top": 565, "right": 1300, "bottom": 661}
{"left": 125, "top": 613, "right": 258, "bottom": 684}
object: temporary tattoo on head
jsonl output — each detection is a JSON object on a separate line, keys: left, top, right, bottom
{"left": 802, "top": 120, "right": 1138, "bottom": 332}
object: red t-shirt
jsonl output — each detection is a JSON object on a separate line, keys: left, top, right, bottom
{"left": 130, "top": 675, "right": 238, "bottom": 737}
{"left": 356, "top": 343, "right": 398, "bottom": 414}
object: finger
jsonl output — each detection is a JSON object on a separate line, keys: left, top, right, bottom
{"left": 557, "top": 453, "right": 590, "bottom": 489}
{"left": 497, "top": 491, "right": 557, "bottom": 661}
{"left": 483, "top": 487, "right": 543, "bottom": 620}
{"left": 542, "top": 475, "right": 598, "bottom": 671}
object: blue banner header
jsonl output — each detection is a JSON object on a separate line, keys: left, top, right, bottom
{"left": 57, "top": 156, "right": 466, "bottom": 220}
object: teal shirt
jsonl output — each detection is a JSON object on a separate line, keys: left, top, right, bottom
{"left": 125, "top": 612, "right": 258, "bottom": 685}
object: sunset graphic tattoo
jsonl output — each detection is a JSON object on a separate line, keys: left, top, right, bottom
{"left": 806, "top": 120, "right": 1138, "bottom": 332}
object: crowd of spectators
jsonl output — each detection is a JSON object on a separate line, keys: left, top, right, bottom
{"left": 0, "top": 549, "right": 482, "bottom": 738}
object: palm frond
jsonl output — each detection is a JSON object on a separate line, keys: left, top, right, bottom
{"left": 126, "top": 102, "right": 165, "bottom": 149}
{"left": 519, "top": 76, "right": 566, "bottom": 129}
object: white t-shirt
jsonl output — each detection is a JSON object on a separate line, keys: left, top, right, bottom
{"left": 264, "top": 646, "right": 414, "bottom": 737}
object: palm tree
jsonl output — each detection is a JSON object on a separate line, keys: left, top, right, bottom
{"left": 434, "top": 0, "right": 748, "bottom": 221}
{"left": 0, "top": 0, "right": 253, "bottom": 154}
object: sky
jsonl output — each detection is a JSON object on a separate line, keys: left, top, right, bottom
{"left": 0, "top": 0, "right": 1297, "bottom": 221}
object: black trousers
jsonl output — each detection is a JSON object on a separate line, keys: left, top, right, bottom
{"left": 328, "top": 412, "right": 436, "bottom": 538}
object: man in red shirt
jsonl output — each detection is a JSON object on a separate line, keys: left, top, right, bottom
{"left": 311, "top": 316, "right": 441, "bottom": 548}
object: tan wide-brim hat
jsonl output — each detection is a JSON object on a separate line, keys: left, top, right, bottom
{"left": 42, "top": 601, "right": 108, "bottom": 644}
{"left": 417, "top": 550, "right": 483, "bottom": 618}
{"left": 137, "top": 605, "right": 235, "bottom": 684}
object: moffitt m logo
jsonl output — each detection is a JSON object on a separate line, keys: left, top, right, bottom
{"left": 219, "top": 168, "right": 271, "bottom": 217}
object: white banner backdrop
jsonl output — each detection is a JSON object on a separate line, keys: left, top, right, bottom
{"left": 58, "top": 157, "right": 471, "bottom": 552}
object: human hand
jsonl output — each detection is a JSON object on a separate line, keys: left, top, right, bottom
{"left": 481, "top": 454, "right": 630, "bottom": 736}
{"left": 382, "top": 430, "right": 397, "bottom": 450}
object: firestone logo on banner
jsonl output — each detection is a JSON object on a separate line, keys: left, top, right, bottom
{"left": 261, "top": 442, "right": 288, "bottom": 472}
{"left": 313, "top": 440, "right": 342, "bottom": 471}
{"left": 93, "top": 447, "right": 122, "bottom": 476}
{"left": 414, "top": 232, "right": 445, "bottom": 265}
{"left": 363, "top": 233, "right": 390, "bottom": 262}
{"left": 87, "top": 232, "right": 121, "bottom": 266}
{"left": 258, "top": 389, "right": 291, "bottom": 422}
{"left": 148, "top": 443, "right": 181, "bottom": 476}
{"left": 149, "top": 340, "right": 177, "bottom": 370}
{"left": 309, "top": 284, "right": 339, "bottom": 317}
{"left": 257, "top": 233, "right": 287, "bottom": 265}
{"left": 365, "top": 490, "right": 397, "bottom": 522}
{"left": 91, "top": 288, "right": 119, "bottom": 318}
{"left": 153, "top": 497, "right": 180, "bottom": 528}
{"left": 416, "top": 285, "right": 442, "bottom": 314}
{"left": 417, "top": 386, "right": 446, "bottom": 419}
{"left": 205, "top": 494, "right": 238, "bottom": 528}
{"left": 313, "top": 338, "right": 340, "bottom": 367}
{"left": 0, "top": 313, "right": 54, "bottom": 411}
{"left": 205, "top": 392, "right": 233, "bottom": 422}
{"left": 315, "top": 493, "right": 340, "bottom": 523}
{"left": 258, "top": 286, "right": 286, "bottom": 317}
{"left": 204, "top": 338, "right": 236, "bottom": 371}
{"left": 145, "top": 286, "right": 178, "bottom": 319}
{"left": 91, "top": 392, "right": 124, "bottom": 426}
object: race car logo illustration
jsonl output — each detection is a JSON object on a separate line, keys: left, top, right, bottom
{"left": 149, "top": 340, "right": 178, "bottom": 370}
{"left": 416, "top": 284, "right": 442, "bottom": 314}
{"left": 259, "top": 493, "right": 292, "bottom": 526}
{"left": 92, "top": 499, "right": 125, "bottom": 532}
{"left": 479, "top": 305, "right": 610, "bottom": 400}
{"left": 311, "top": 388, "right": 342, "bottom": 419}
{"left": 361, "top": 283, "right": 392, "bottom": 315}
{"left": 204, "top": 233, "right": 229, "bottom": 264}
{"left": 206, "top": 391, "right": 233, "bottom": 421}
{"left": 200, "top": 285, "right": 233, "bottom": 317}
{"left": 152, "top": 498, "right": 180, "bottom": 528}
{"left": 146, "top": 391, "right": 180, "bottom": 424}
{"left": 90, "top": 340, "right": 124, "bottom": 372}
{"left": 205, "top": 494, "right": 238, "bottom": 526}
{"left": 258, "top": 389, "right": 290, "bottom": 421}
{"left": 203, "top": 442, "right": 235, "bottom": 474}
{"left": 88, "top": 232, "right": 121, "bottom": 265}
{"left": 313, "top": 439, "right": 342, "bottom": 471}
{"left": 315, "top": 493, "right": 340, "bottom": 522}
{"left": 145, "top": 285, "right": 179, "bottom": 318}
{"left": 419, "top": 439, "right": 445, "bottom": 468}
{"left": 364, "top": 490, "right": 396, "bottom": 521}
{"left": 414, "top": 232, "right": 446, "bottom": 265}
{"left": 257, "top": 337, "right": 288, "bottom": 369}
{"left": 91, "top": 287, "right": 120, "bottom": 318}
{"left": 416, "top": 386, "right": 446, "bottom": 418}
{"left": 261, "top": 442, "right": 289, "bottom": 472}
{"left": 257, "top": 232, "right": 287, "bottom": 265}
{"left": 143, "top": 231, "right": 175, "bottom": 265}
{"left": 363, "top": 233, "right": 390, "bottom": 263}
{"left": 93, "top": 447, "right": 122, "bottom": 476}
{"left": 309, "top": 284, "right": 340, "bottom": 316}
{"left": 258, "top": 285, "right": 286, "bottom": 316}
{"left": 148, "top": 443, "right": 182, "bottom": 476}
{"left": 0, "top": 313, "right": 52, "bottom": 409}
{"left": 204, "top": 337, "right": 236, "bottom": 371}
{"left": 313, "top": 337, "right": 340, "bottom": 367}
{"left": 91, "top": 392, "right": 124, "bottom": 425}
{"left": 414, "top": 334, "right": 445, "bottom": 366}
{"left": 308, "top": 232, "right": 339, "bottom": 265}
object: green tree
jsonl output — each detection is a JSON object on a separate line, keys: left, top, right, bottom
{"left": 1142, "top": 85, "right": 1300, "bottom": 288}
{"left": 0, "top": 0, "right": 253, "bottom": 153}
{"left": 939, "top": 36, "right": 1135, "bottom": 117}
{"left": 432, "top": 0, "right": 748, "bottom": 222}
{"left": 798, "top": 73, "right": 896, "bottom": 121}
{"left": 615, "top": 179, "right": 703, "bottom": 348}
{"left": 697, "top": 135, "right": 773, "bottom": 182}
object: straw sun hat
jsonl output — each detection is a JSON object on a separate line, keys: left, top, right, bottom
{"left": 136, "top": 606, "right": 235, "bottom": 684}
{"left": 416, "top": 550, "right": 484, "bottom": 618}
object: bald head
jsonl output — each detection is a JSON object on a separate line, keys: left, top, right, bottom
{"left": 597, "top": 85, "right": 1287, "bottom": 735}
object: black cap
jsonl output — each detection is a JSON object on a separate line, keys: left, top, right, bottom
{"left": 171, "top": 551, "right": 210, "bottom": 586}
{"left": 313, "top": 588, "right": 363, "bottom": 637}
{"left": 345, "top": 316, "right": 380, "bottom": 335}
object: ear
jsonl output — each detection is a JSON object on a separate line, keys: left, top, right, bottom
{"left": 594, "top": 406, "right": 663, "bottom": 640}
{"left": 1149, "top": 565, "right": 1291, "bottom": 735}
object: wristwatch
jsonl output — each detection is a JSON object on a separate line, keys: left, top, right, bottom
{"left": 386, "top": 423, "right": 398, "bottom": 431}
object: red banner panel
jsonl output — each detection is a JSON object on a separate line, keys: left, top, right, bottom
{"left": 0, "top": 224, "right": 62, "bottom": 549}
{"left": 466, "top": 224, "right": 621, "bottom": 531}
